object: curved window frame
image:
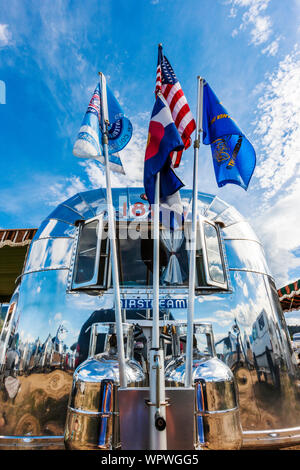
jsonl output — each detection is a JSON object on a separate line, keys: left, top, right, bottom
{"left": 70, "top": 216, "right": 228, "bottom": 292}
{"left": 72, "top": 214, "right": 109, "bottom": 289}
{"left": 197, "top": 216, "right": 228, "bottom": 290}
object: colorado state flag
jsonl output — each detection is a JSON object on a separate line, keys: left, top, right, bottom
{"left": 144, "top": 94, "right": 184, "bottom": 205}
{"left": 202, "top": 81, "right": 256, "bottom": 190}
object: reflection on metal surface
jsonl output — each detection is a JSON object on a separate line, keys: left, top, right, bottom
{"left": 118, "top": 387, "right": 195, "bottom": 450}
{"left": 64, "top": 323, "right": 147, "bottom": 450}
{"left": 0, "top": 435, "right": 64, "bottom": 450}
{"left": 25, "top": 237, "right": 74, "bottom": 274}
{"left": 242, "top": 426, "right": 300, "bottom": 449}
{"left": 162, "top": 321, "right": 242, "bottom": 449}
{"left": 1, "top": 188, "right": 300, "bottom": 449}
{"left": 224, "top": 239, "right": 271, "bottom": 275}
{"left": 165, "top": 352, "right": 242, "bottom": 450}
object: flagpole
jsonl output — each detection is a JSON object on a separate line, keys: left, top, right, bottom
{"left": 149, "top": 172, "right": 167, "bottom": 450}
{"left": 98, "top": 72, "right": 127, "bottom": 389}
{"left": 152, "top": 172, "right": 160, "bottom": 351}
{"left": 185, "top": 76, "right": 204, "bottom": 388}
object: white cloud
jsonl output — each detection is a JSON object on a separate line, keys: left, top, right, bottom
{"left": 0, "top": 24, "right": 12, "bottom": 47}
{"left": 262, "top": 37, "right": 280, "bottom": 56}
{"left": 247, "top": 47, "right": 300, "bottom": 286}
{"left": 47, "top": 175, "right": 88, "bottom": 207}
{"left": 36, "top": 115, "right": 149, "bottom": 213}
{"left": 251, "top": 178, "right": 300, "bottom": 286}
{"left": 247, "top": 11, "right": 272, "bottom": 45}
{"left": 253, "top": 47, "right": 300, "bottom": 201}
{"left": 228, "top": 0, "right": 278, "bottom": 52}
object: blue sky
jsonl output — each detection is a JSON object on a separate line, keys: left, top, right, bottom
{"left": 0, "top": 0, "right": 300, "bottom": 300}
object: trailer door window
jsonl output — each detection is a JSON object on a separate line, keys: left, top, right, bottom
{"left": 72, "top": 215, "right": 109, "bottom": 289}
{"left": 74, "top": 220, "right": 98, "bottom": 284}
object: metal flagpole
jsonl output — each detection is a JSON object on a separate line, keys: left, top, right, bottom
{"left": 98, "top": 72, "right": 127, "bottom": 389}
{"left": 185, "top": 76, "right": 204, "bottom": 388}
{"left": 152, "top": 173, "right": 160, "bottom": 351}
{"left": 149, "top": 172, "right": 167, "bottom": 450}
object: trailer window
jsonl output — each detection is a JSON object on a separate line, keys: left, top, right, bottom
{"left": 74, "top": 220, "right": 98, "bottom": 284}
{"left": 72, "top": 219, "right": 227, "bottom": 291}
{"left": 115, "top": 222, "right": 226, "bottom": 289}
{"left": 203, "top": 223, "right": 225, "bottom": 284}
{"left": 72, "top": 215, "right": 109, "bottom": 289}
{"left": 197, "top": 219, "right": 227, "bottom": 289}
{"left": 116, "top": 224, "right": 189, "bottom": 287}
{"left": 117, "top": 224, "right": 153, "bottom": 286}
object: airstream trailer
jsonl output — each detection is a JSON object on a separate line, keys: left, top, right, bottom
{"left": 0, "top": 187, "right": 299, "bottom": 450}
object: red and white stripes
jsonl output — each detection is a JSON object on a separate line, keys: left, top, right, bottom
{"left": 161, "top": 82, "right": 196, "bottom": 167}
{"left": 155, "top": 59, "right": 195, "bottom": 168}
{"left": 155, "top": 64, "right": 162, "bottom": 95}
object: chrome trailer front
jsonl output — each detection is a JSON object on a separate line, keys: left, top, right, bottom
{"left": 1, "top": 187, "right": 300, "bottom": 450}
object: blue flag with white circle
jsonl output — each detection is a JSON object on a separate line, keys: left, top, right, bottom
{"left": 73, "top": 83, "right": 132, "bottom": 174}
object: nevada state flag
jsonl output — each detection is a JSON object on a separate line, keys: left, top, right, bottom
{"left": 143, "top": 94, "right": 184, "bottom": 205}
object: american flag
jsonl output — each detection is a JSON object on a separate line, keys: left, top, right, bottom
{"left": 155, "top": 44, "right": 196, "bottom": 167}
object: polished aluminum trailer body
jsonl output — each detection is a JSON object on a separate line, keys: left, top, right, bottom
{"left": 0, "top": 187, "right": 299, "bottom": 449}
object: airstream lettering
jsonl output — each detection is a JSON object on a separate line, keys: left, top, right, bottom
{"left": 121, "top": 299, "right": 187, "bottom": 309}
{"left": 0, "top": 187, "right": 299, "bottom": 450}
